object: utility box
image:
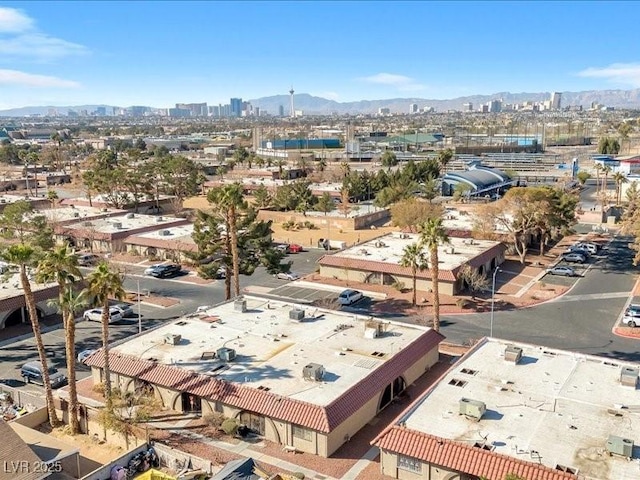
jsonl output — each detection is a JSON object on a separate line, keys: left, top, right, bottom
{"left": 620, "top": 367, "right": 639, "bottom": 388}
{"left": 303, "top": 363, "right": 325, "bottom": 382}
{"left": 289, "top": 308, "right": 305, "bottom": 321}
{"left": 459, "top": 398, "right": 486, "bottom": 421}
{"left": 217, "top": 347, "right": 236, "bottom": 362}
{"left": 163, "top": 334, "right": 181, "bottom": 345}
{"left": 234, "top": 297, "right": 247, "bottom": 313}
{"left": 504, "top": 345, "right": 523, "bottom": 364}
{"left": 606, "top": 435, "right": 634, "bottom": 458}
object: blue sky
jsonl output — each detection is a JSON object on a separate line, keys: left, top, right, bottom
{"left": 1, "top": 1, "right": 640, "bottom": 109}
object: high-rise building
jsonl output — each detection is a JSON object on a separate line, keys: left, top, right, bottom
{"left": 278, "top": 105, "right": 285, "bottom": 117}
{"left": 378, "top": 107, "right": 390, "bottom": 116}
{"left": 230, "top": 98, "right": 242, "bottom": 117}
{"left": 168, "top": 108, "right": 191, "bottom": 118}
{"left": 488, "top": 100, "right": 502, "bottom": 113}
{"left": 463, "top": 102, "right": 473, "bottom": 112}
{"left": 176, "top": 103, "right": 207, "bottom": 116}
{"left": 289, "top": 86, "right": 295, "bottom": 118}
{"left": 409, "top": 103, "right": 418, "bottom": 114}
{"left": 551, "top": 92, "right": 562, "bottom": 110}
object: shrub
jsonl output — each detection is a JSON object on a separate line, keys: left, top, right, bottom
{"left": 203, "top": 413, "right": 225, "bottom": 428}
{"left": 221, "top": 418, "right": 239, "bottom": 435}
{"left": 456, "top": 298, "right": 471, "bottom": 309}
{"left": 304, "top": 221, "right": 316, "bottom": 230}
{"left": 292, "top": 473, "right": 305, "bottom": 480}
{"left": 392, "top": 280, "right": 405, "bottom": 292}
{"left": 91, "top": 382, "right": 104, "bottom": 394}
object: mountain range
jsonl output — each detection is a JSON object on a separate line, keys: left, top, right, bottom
{"left": 2, "top": 89, "right": 640, "bottom": 117}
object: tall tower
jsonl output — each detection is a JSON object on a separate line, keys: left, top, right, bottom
{"left": 289, "top": 86, "right": 295, "bottom": 118}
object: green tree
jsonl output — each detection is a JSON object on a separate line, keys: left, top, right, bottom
{"left": 437, "top": 148, "right": 453, "bottom": 173}
{"left": 420, "top": 176, "right": 439, "bottom": 203}
{"left": 390, "top": 199, "right": 443, "bottom": 232}
{"left": 419, "top": 217, "right": 449, "bottom": 331}
{"left": 316, "top": 192, "right": 336, "bottom": 216}
{"left": 399, "top": 243, "right": 429, "bottom": 306}
{"left": 46, "top": 189, "right": 59, "bottom": 209}
{"left": 597, "top": 137, "right": 620, "bottom": 155}
{"left": 153, "top": 155, "right": 205, "bottom": 212}
{"left": 252, "top": 185, "right": 272, "bottom": 208}
{"left": 381, "top": 150, "right": 398, "bottom": 170}
{"left": 36, "top": 246, "right": 83, "bottom": 433}
{"left": 613, "top": 171, "right": 628, "bottom": 206}
{"left": 86, "top": 262, "right": 126, "bottom": 410}
{"left": 1, "top": 244, "right": 61, "bottom": 427}
{"left": 576, "top": 171, "right": 591, "bottom": 185}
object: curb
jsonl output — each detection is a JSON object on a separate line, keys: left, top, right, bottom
{"left": 0, "top": 318, "right": 86, "bottom": 349}
{"left": 611, "top": 274, "right": 640, "bottom": 340}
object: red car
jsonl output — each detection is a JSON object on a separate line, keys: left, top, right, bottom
{"left": 288, "top": 244, "right": 304, "bottom": 253}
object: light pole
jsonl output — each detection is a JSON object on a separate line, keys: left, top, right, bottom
{"left": 137, "top": 279, "right": 142, "bottom": 334}
{"left": 490, "top": 267, "right": 501, "bottom": 338}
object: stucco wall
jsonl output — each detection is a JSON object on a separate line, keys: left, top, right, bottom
{"left": 380, "top": 450, "right": 463, "bottom": 480}
{"left": 257, "top": 208, "right": 389, "bottom": 231}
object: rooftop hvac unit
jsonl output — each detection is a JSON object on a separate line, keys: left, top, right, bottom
{"left": 163, "top": 333, "right": 182, "bottom": 345}
{"left": 159, "top": 229, "right": 171, "bottom": 236}
{"left": 364, "top": 320, "right": 385, "bottom": 339}
{"left": 126, "top": 213, "right": 135, "bottom": 219}
{"left": 112, "top": 222, "right": 122, "bottom": 229}
{"left": 156, "top": 216, "right": 164, "bottom": 222}
{"left": 0, "top": 199, "right": 5, "bottom": 203}
{"left": 73, "top": 212, "right": 80, "bottom": 217}
{"left": 234, "top": 297, "right": 247, "bottom": 313}
{"left": 504, "top": 345, "right": 523, "bottom": 364}
{"left": 620, "top": 367, "right": 639, "bottom": 387}
{"left": 217, "top": 347, "right": 236, "bottom": 362}
{"left": 606, "top": 435, "right": 634, "bottom": 458}
{"left": 303, "top": 363, "right": 325, "bottom": 382}
{"left": 289, "top": 308, "right": 305, "bottom": 321}
{"left": 459, "top": 397, "right": 486, "bottom": 421}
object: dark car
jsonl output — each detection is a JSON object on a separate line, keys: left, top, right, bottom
{"left": 21, "top": 361, "right": 67, "bottom": 388}
{"left": 149, "top": 263, "right": 181, "bottom": 278}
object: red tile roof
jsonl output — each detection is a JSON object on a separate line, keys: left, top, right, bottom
{"left": 375, "top": 427, "right": 577, "bottom": 480}
{"left": 318, "top": 243, "right": 506, "bottom": 282}
{"left": 86, "top": 329, "right": 443, "bottom": 432}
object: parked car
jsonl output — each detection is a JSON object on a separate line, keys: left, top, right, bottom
{"left": 622, "top": 308, "right": 640, "bottom": 327}
{"left": 83, "top": 307, "right": 123, "bottom": 323}
{"left": 562, "top": 252, "right": 586, "bottom": 263}
{"left": 547, "top": 266, "right": 577, "bottom": 277}
{"left": 574, "top": 243, "right": 598, "bottom": 255}
{"left": 20, "top": 361, "right": 67, "bottom": 388}
{"left": 275, "top": 244, "right": 290, "bottom": 254}
{"left": 144, "top": 264, "right": 163, "bottom": 275}
{"left": 338, "top": 289, "right": 364, "bottom": 306}
{"left": 76, "top": 253, "right": 99, "bottom": 266}
{"left": 288, "top": 244, "right": 304, "bottom": 253}
{"left": 148, "top": 263, "right": 181, "bottom": 278}
{"left": 77, "top": 349, "right": 97, "bottom": 364}
{"left": 215, "top": 266, "right": 228, "bottom": 279}
{"left": 276, "top": 271, "right": 301, "bottom": 281}
{"left": 112, "top": 303, "right": 134, "bottom": 317}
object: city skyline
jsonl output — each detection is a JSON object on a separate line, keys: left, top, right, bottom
{"left": 1, "top": 1, "right": 640, "bottom": 109}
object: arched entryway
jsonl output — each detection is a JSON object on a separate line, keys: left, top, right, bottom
{"left": 2, "top": 306, "right": 43, "bottom": 329}
{"left": 181, "top": 393, "right": 201, "bottom": 413}
{"left": 378, "top": 375, "right": 407, "bottom": 411}
{"left": 238, "top": 411, "right": 265, "bottom": 435}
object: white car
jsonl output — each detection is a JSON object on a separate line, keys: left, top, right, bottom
{"left": 547, "top": 266, "right": 576, "bottom": 277}
{"left": 77, "top": 349, "right": 97, "bottom": 364}
{"left": 338, "top": 289, "right": 364, "bottom": 306}
{"left": 83, "top": 307, "right": 123, "bottom": 323}
{"left": 574, "top": 242, "right": 598, "bottom": 255}
{"left": 112, "top": 303, "right": 134, "bottom": 317}
{"left": 275, "top": 272, "right": 301, "bottom": 281}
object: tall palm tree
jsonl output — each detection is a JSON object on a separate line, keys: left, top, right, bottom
{"left": 399, "top": 243, "right": 429, "bottom": 306}
{"left": 613, "top": 172, "right": 628, "bottom": 206}
{"left": 419, "top": 218, "right": 450, "bottom": 332}
{"left": 2, "top": 244, "right": 60, "bottom": 427}
{"left": 36, "top": 246, "right": 82, "bottom": 433}
{"left": 86, "top": 262, "right": 126, "bottom": 410}
{"left": 437, "top": 149, "right": 453, "bottom": 174}
{"left": 593, "top": 163, "right": 603, "bottom": 195}
{"left": 602, "top": 165, "right": 612, "bottom": 207}
{"left": 207, "top": 184, "right": 246, "bottom": 297}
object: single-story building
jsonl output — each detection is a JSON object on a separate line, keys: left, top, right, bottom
{"left": 85, "top": 296, "right": 444, "bottom": 457}
{"left": 0, "top": 271, "right": 60, "bottom": 329}
{"left": 0, "top": 194, "right": 49, "bottom": 212}
{"left": 60, "top": 193, "right": 178, "bottom": 214}
{"left": 318, "top": 233, "right": 506, "bottom": 295}
{"left": 124, "top": 224, "right": 196, "bottom": 261}
{"left": 374, "top": 338, "right": 640, "bottom": 480}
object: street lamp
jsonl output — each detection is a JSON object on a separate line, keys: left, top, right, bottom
{"left": 490, "top": 267, "right": 501, "bottom": 338}
{"left": 137, "top": 279, "right": 142, "bottom": 334}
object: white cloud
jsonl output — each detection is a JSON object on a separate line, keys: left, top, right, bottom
{"left": 0, "top": 7, "right": 33, "bottom": 33}
{"left": 0, "top": 69, "right": 80, "bottom": 88}
{"left": 0, "top": 7, "right": 88, "bottom": 60}
{"left": 578, "top": 63, "right": 640, "bottom": 87}
{"left": 314, "top": 91, "right": 340, "bottom": 100}
{"left": 357, "top": 72, "right": 426, "bottom": 92}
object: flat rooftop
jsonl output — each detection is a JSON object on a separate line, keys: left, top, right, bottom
{"left": 63, "top": 213, "right": 185, "bottom": 234}
{"left": 442, "top": 205, "right": 510, "bottom": 234}
{"left": 125, "top": 224, "right": 195, "bottom": 250}
{"left": 0, "top": 194, "right": 42, "bottom": 204}
{"left": 39, "top": 205, "right": 122, "bottom": 223}
{"left": 330, "top": 232, "right": 501, "bottom": 271}
{"left": 401, "top": 338, "right": 640, "bottom": 479}
{"left": 0, "top": 270, "right": 56, "bottom": 302}
{"left": 113, "top": 296, "right": 429, "bottom": 407}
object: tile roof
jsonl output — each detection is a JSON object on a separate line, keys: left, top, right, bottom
{"left": 86, "top": 329, "right": 443, "bottom": 432}
{"left": 374, "top": 426, "right": 577, "bottom": 480}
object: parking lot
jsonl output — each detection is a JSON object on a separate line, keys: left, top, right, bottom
{"left": 542, "top": 241, "right": 609, "bottom": 287}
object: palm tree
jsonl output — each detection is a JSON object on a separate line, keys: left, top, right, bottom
{"left": 207, "top": 184, "right": 246, "bottom": 297}
{"left": 419, "top": 217, "right": 449, "bottom": 332}
{"left": 399, "top": 243, "right": 429, "bottom": 306}
{"left": 593, "top": 163, "right": 603, "bottom": 195}
{"left": 47, "top": 189, "right": 59, "bottom": 209}
{"left": 36, "top": 246, "right": 82, "bottom": 433}
{"left": 602, "top": 165, "right": 612, "bottom": 207}
{"left": 86, "top": 262, "right": 126, "bottom": 410}
{"left": 437, "top": 149, "right": 453, "bottom": 174}
{"left": 2, "top": 244, "right": 61, "bottom": 427}
{"left": 613, "top": 172, "right": 628, "bottom": 205}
